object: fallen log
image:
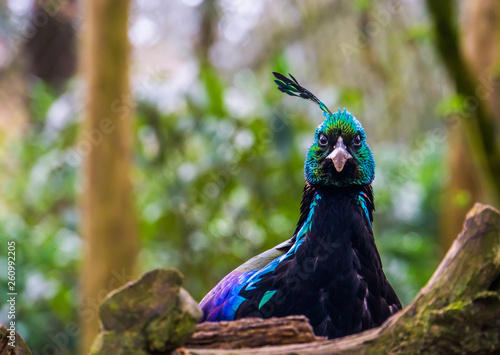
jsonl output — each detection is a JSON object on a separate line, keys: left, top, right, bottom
{"left": 185, "top": 315, "right": 323, "bottom": 349}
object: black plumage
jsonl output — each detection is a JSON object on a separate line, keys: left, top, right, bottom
{"left": 234, "top": 184, "right": 400, "bottom": 338}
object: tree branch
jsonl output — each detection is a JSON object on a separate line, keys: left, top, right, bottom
{"left": 185, "top": 316, "right": 322, "bottom": 350}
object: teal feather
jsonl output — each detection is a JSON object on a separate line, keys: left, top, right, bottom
{"left": 272, "top": 72, "right": 332, "bottom": 117}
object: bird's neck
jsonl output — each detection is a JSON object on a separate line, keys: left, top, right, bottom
{"left": 294, "top": 183, "right": 374, "bottom": 237}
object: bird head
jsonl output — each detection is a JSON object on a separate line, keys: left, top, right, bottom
{"left": 273, "top": 72, "right": 374, "bottom": 187}
{"left": 305, "top": 109, "right": 374, "bottom": 187}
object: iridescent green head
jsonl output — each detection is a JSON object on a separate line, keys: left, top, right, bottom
{"left": 305, "top": 109, "right": 374, "bottom": 187}
{"left": 273, "top": 72, "right": 375, "bottom": 187}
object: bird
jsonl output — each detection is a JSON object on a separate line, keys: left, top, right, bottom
{"left": 199, "top": 72, "right": 401, "bottom": 339}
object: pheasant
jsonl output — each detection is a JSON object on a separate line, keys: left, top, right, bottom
{"left": 199, "top": 72, "right": 401, "bottom": 339}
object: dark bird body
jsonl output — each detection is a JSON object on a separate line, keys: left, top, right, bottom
{"left": 199, "top": 73, "right": 401, "bottom": 339}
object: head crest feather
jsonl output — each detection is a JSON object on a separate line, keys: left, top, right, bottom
{"left": 273, "top": 72, "right": 332, "bottom": 117}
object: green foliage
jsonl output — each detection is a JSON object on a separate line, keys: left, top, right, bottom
{"left": 0, "top": 2, "right": 452, "bottom": 353}
{"left": 403, "top": 24, "right": 432, "bottom": 43}
{"left": 338, "top": 88, "right": 364, "bottom": 113}
{"left": 200, "top": 65, "right": 227, "bottom": 117}
{"left": 352, "top": 0, "right": 372, "bottom": 12}
{"left": 373, "top": 134, "right": 444, "bottom": 304}
{"left": 0, "top": 90, "right": 80, "bottom": 353}
{"left": 436, "top": 94, "right": 468, "bottom": 117}
{"left": 29, "top": 81, "right": 59, "bottom": 125}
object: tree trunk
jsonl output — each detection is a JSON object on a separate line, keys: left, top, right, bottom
{"left": 427, "top": 0, "right": 500, "bottom": 250}
{"left": 80, "top": 0, "right": 138, "bottom": 353}
{"left": 441, "top": 0, "right": 500, "bottom": 250}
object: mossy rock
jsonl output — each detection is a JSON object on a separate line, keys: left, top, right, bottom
{"left": 91, "top": 268, "right": 202, "bottom": 354}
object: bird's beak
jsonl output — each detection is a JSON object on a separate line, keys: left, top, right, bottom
{"left": 327, "top": 137, "right": 352, "bottom": 172}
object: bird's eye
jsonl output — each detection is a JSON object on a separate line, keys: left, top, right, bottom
{"left": 353, "top": 135, "right": 361, "bottom": 147}
{"left": 318, "top": 134, "right": 328, "bottom": 147}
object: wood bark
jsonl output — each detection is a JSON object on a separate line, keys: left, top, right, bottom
{"left": 0, "top": 324, "right": 31, "bottom": 355}
{"left": 183, "top": 204, "right": 500, "bottom": 354}
{"left": 80, "top": 0, "right": 138, "bottom": 353}
{"left": 185, "top": 316, "right": 322, "bottom": 350}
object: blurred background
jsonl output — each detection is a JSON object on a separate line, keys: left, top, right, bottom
{"left": 0, "top": 0, "right": 499, "bottom": 354}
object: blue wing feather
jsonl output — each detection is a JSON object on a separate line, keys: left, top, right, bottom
{"left": 200, "top": 269, "right": 258, "bottom": 321}
{"left": 199, "top": 194, "right": 321, "bottom": 321}
{"left": 199, "top": 236, "right": 296, "bottom": 321}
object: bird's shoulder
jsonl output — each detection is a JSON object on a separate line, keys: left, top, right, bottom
{"left": 234, "top": 237, "right": 295, "bottom": 273}
{"left": 199, "top": 236, "right": 296, "bottom": 321}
